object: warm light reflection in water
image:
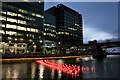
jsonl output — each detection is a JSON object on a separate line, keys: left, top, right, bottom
{"left": 31, "top": 63, "right": 36, "bottom": 78}
{"left": 6, "top": 66, "right": 11, "bottom": 78}
{"left": 12, "top": 69, "right": 18, "bottom": 78}
{"left": 51, "top": 69, "right": 55, "bottom": 79}
{"left": 58, "top": 70, "right": 62, "bottom": 79}
{"left": 2, "top": 57, "right": 120, "bottom": 79}
{"left": 39, "top": 64, "right": 44, "bottom": 79}
{"left": 12, "top": 65, "right": 19, "bottom": 78}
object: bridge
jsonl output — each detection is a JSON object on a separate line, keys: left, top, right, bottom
{"left": 83, "top": 40, "right": 120, "bottom": 55}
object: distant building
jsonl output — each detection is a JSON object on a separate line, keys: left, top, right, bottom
{"left": 45, "top": 4, "right": 83, "bottom": 49}
{"left": 0, "top": 2, "right": 44, "bottom": 54}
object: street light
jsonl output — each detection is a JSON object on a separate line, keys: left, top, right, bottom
{"left": 40, "top": 40, "right": 43, "bottom": 43}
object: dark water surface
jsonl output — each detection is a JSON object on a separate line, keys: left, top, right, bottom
{"left": 2, "top": 55, "right": 120, "bottom": 79}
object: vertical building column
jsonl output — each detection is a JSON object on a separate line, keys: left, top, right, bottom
{"left": 3, "top": 43, "right": 6, "bottom": 54}
{"left": 24, "top": 44, "right": 27, "bottom": 53}
{"left": 14, "top": 43, "right": 17, "bottom": 54}
{"left": 33, "top": 45, "right": 36, "bottom": 53}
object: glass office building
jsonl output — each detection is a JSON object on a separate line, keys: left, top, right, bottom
{"left": 43, "top": 13, "right": 56, "bottom": 54}
{"left": 0, "top": 2, "right": 44, "bottom": 54}
{"left": 45, "top": 4, "right": 83, "bottom": 51}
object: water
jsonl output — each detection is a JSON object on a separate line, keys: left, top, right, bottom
{"left": 1, "top": 56, "right": 120, "bottom": 79}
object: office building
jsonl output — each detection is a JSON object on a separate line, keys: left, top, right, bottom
{"left": 45, "top": 4, "right": 83, "bottom": 49}
{"left": 0, "top": 2, "right": 44, "bottom": 54}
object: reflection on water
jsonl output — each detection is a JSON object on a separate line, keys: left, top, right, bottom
{"left": 31, "top": 62, "right": 36, "bottom": 78}
{"left": 39, "top": 65, "right": 44, "bottom": 79}
{"left": 2, "top": 56, "right": 120, "bottom": 79}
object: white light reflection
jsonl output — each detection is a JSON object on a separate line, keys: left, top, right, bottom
{"left": 12, "top": 65, "right": 19, "bottom": 78}
{"left": 57, "top": 59, "right": 64, "bottom": 63}
{"left": 12, "top": 70, "right": 18, "bottom": 78}
{"left": 51, "top": 69, "right": 55, "bottom": 79}
{"left": 76, "top": 58, "right": 80, "bottom": 62}
{"left": 58, "top": 70, "right": 62, "bottom": 79}
{"left": 6, "top": 66, "right": 11, "bottom": 78}
{"left": 39, "top": 65, "right": 44, "bottom": 79}
{"left": 81, "top": 57, "right": 93, "bottom": 61}
{"left": 31, "top": 63, "right": 36, "bottom": 78}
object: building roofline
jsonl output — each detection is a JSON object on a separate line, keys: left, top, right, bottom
{"left": 57, "top": 3, "right": 81, "bottom": 15}
{"left": 44, "top": 6, "right": 56, "bottom": 12}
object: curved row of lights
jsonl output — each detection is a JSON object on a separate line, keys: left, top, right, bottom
{"left": 36, "top": 60, "right": 94, "bottom": 78}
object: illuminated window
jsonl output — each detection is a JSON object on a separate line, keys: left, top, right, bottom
{"left": 2, "top": 11, "right": 6, "bottom": 14}
{"left": 7, "top": 11, "right": 17, "bottom": 16}
{"left": 36, "top": 14, "right": 44, "bottom": 18}
{"left": 7, "top": 17, "right": 17, "bottom": 23}
{"left": 44, "top": 24, "right": 47, "bottom": 26}
{"left": 17, "top": 26, "right": 26, "bottom": 31}
{"left": 31, "top": 28, "right": 36, "bottom": 32}
{"left": 0, "top": 16, "right": 6, "bottom": 21}
{"left": 65, "top": 32, "right": 69, "bottom": 35}
{"left": 6, "top": 24, "right": 17, "bottom": 29}
{"left": 68, "top": 27, "right": 77, "bottom": 31}
{"left": 58, "top": 32, "right": 64, "bottom": 34}
{"left": 27, "top": 28, "right": 31, "bottom": 31}
{"left": 75, "top": 23, "right": 80, "bottom": 27}
{"left": 18, "top": 20, "right": 26, "bottom": 24}
{"left": 19, "top": 9, "right": 27, "bottom": 14}
{"left": 2, "top": 24, "right": 5, "bottom": 28}
{"left": 32, "top": 35, "right": 34, "bottom": 38}
{"left": 18, "top": 33, "right": 23, "bottom": 36}
{"left": 3, "top": 16, "right": 6, "bottom": 21}
{"left": 8, "top": 37, "right": 12, "bottom": 40}
{"left": 35, "top": 29, "right": 39, "bottom": 32}
{"left": 0, "top": 30, "right": 5, "bottom": 34}
{"left": 29, "top": 39, "right": 32, "bottom": 42}
{"left": 6, "top": 31, "right": 17, "bottom": 35}
{"left": 52, "top": 25, "right": 55, "bottom": 28}
{"left": 20, "top": 38, "right": 23, "bottom": 41}
{"left": 52, "top": 30, "right": 55, "bottom": 32}
{"left": 18, "top": 14, "right": 25, "bottom": 18}
{"left": 32, "top": 13, "right": 35, "bottom": 16}
{"left": 46, "top": 24, "right": 50, "bottom": 26}
{"left": 43, "top": 33, "right": 46, "bottom": 35}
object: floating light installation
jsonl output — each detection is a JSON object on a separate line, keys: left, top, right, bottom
{"left": 36, "top": 60, "right": 94, "bottom": 78}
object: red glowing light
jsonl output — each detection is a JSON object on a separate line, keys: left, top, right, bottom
{"left": 36, "top": 60, "right": 94, "bottom": 77}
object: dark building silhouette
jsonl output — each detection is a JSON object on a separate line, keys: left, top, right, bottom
{"left": 45, "top": 4, "right": 83, "bottom": 49}
{"left": 0, "top": 2, "right": 44, "bottom": 54}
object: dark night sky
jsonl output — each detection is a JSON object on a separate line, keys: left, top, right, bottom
{"left": 44, "top": 2, "right": 118, "bottom": 43}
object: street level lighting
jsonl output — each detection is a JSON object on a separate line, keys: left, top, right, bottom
{"left": 40, "top": 40, "right": 43, "bottom": 43}
{"left": 15, "top": 38, "right": 17, "bottom": 41}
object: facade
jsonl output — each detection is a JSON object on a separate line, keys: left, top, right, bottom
{"left": 45, "top": 4, "right": 83, "bottom": 51}
{"left": 43, "top": 12, "right": 56, "bottom": 54}
{"left": 0, "top": 2, "right": 44, "bottom": 54}
{"left": 0, "top": 3, "right": 83, "bottom": 55}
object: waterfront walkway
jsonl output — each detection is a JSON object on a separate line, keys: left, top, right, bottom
{"left": 0, "top": 55, "right": 91, "bottom": 62}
